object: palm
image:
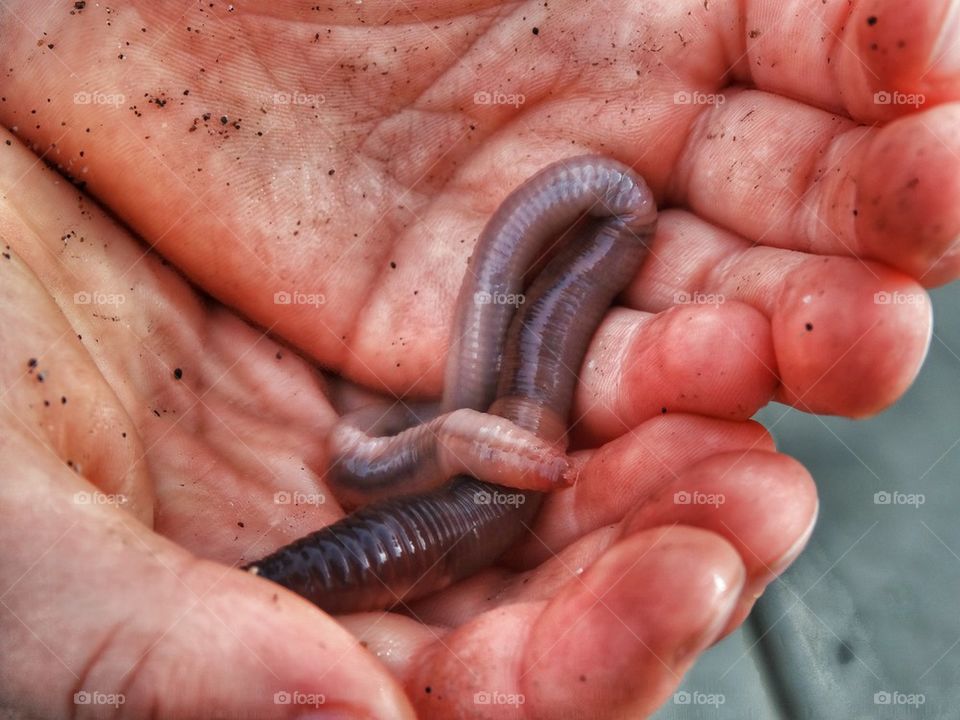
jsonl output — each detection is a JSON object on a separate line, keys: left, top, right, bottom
{"left": 1, "top": 0, "right": 955, "bottom": 717}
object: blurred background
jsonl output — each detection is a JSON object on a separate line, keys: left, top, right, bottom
{"left": 653, "top": 282, "right": 960, "bottom": 720}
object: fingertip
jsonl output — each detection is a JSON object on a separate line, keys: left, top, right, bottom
{"left": 575, "top": 301, "right": 777, "bottom": 445}
{"left": 623, "top": 450, "right": 817, "bottom": 570}
{"left": 621, "top": 449, "right": 818, "bottom": 638}
{"left": 527, "top": 415, "right": 776, "bottom": 560}
{"left": 741, "top": 418, "right": 778, "bottom": 451}
{"left": 773, "top": 258, "right": 932, "bottom": 415}
{"left": 844, "top": 0, "right": 960, "bottom": 120}
{"left": 523, "top": 526, "right": 745, "bottom": 717}
{"left": 857, "top": 104, "right": 960, "bottom": 284}
{"left": 650, "top": 300, "right": 778, "bottom": 411}
{"left": 720, "top": 496, "right": 819, "bottom": 637}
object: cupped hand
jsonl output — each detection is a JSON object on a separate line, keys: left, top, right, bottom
{"left": 0, "top": 0, "right": 955, "bottom": 717}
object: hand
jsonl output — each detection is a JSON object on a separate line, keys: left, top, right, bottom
{"left": 0, "top": 0, "right": 953, "bottom": 717}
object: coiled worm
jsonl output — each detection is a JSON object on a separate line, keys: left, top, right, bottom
{"left": 245, "top": 155, "right": 657, "bottom": 614}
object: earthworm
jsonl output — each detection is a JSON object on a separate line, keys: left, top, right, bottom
{"left": 325, "top": 404, "right": 574, "bottom": 507}
{"left": 326, "top": 155, "right": 659, "bottom": 504}
{"left": 442, "top": 154, "right": 658, "bottom": 412}
{"left": 244, "top": 156, "right": 657, "bottom": 614}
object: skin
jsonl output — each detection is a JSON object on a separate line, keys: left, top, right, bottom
{"left": 0, "top": 0, "right": 955, "bottom": 718}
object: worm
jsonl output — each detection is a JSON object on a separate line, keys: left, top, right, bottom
{"left": 325, "top": 404, "right": 574, "bottom": 507}
{"left": 326, "top": 155, "right": 659, "bottom": 504}
{"left": 244, "top": 155, "right": 657, "bottom": 614}
{"left": 443, "top": 154, "right": 658, "bottom": 413}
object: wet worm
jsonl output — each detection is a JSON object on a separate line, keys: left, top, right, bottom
{"left": 325, "top": 404, "right": 574, "bottom": 507}
{"left": 326, "top": 155, "right": 658, "bottom": 504}
{"left": 244, "top": 156, "right": 657, "bottom": 614}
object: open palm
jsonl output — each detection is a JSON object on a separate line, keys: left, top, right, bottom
{"left": 0, "top": 1, "right": 955, "bottom": 717}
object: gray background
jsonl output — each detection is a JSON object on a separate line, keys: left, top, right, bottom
{"left": 652, "top": 281, "right": 960, "bottom": 720}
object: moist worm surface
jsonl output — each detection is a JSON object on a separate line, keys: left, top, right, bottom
{"left": 244, "top": 155, "right": 657, "bottom": 614}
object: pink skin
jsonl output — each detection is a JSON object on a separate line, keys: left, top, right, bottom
{"left": 2, "top": 0, "right": 956, "bottom": 716}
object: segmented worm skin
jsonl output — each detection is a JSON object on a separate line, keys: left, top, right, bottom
{"left": 325, "top": 156, "right": 659, "bottom": 503}
{"left": 244, "top": 156, "right": 657, "bottom": 614}
{"left": 325, "top": 404, "right": 575, "bottom": 507}
{"left": 443, "top": 155, "right": 658, "bottom": 413}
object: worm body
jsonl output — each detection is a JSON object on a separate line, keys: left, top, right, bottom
{"left": 326, "top": 405, "right": 573, "bottom": 507}
{"left": 246, "top": 155, "right": 657, "bottom": 613}
{"left": 444, "top": 155, "right": 657, "bottom": 413}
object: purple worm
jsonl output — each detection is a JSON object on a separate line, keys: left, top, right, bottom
{"left": 244, "top": 155, "right": 657, "bottom": 614}
{"left": 325, "top": 403, "right": 574, "bottom": 507}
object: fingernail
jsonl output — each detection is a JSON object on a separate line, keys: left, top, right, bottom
{"left": 930, "top": 0, "right": 960, "bottom": 74}
{"left": 768, "top": 501, "right": 819, "bottom": 577}
{"left": 677, "top": 563, "right": 744, "bottom": 663}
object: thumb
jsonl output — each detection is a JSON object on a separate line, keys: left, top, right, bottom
{"left": 0, "top": 433, "right": 414, "bottom": 719}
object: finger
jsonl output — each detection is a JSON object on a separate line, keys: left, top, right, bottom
{"left": 404, "top": 526, "right": 744, "bottom": 719}
{"left": 670, "top": 91, "right": 960, "bottom": 284}
{"left": 0, "top": 434, "right": 414, "bottom": 719}
{"left": 515, "top": 415, "right": 775, "bottom": 565}
{"left": 621, "top": 450, "right": 818, "bottom": 636}
{"left": 411, "top": 450, "right": 813, "bottom": 632}
{"left": 404, "top": 525, "right": 621, "bottom": 628}
{"left": 624, "top": 209, "right": 933, "bottom": 416}
{"left": 733, "top": 0, "right": 960, "bottom": 120}
{"left": 571, "top": 302, "right": 776, "bottom": 447}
